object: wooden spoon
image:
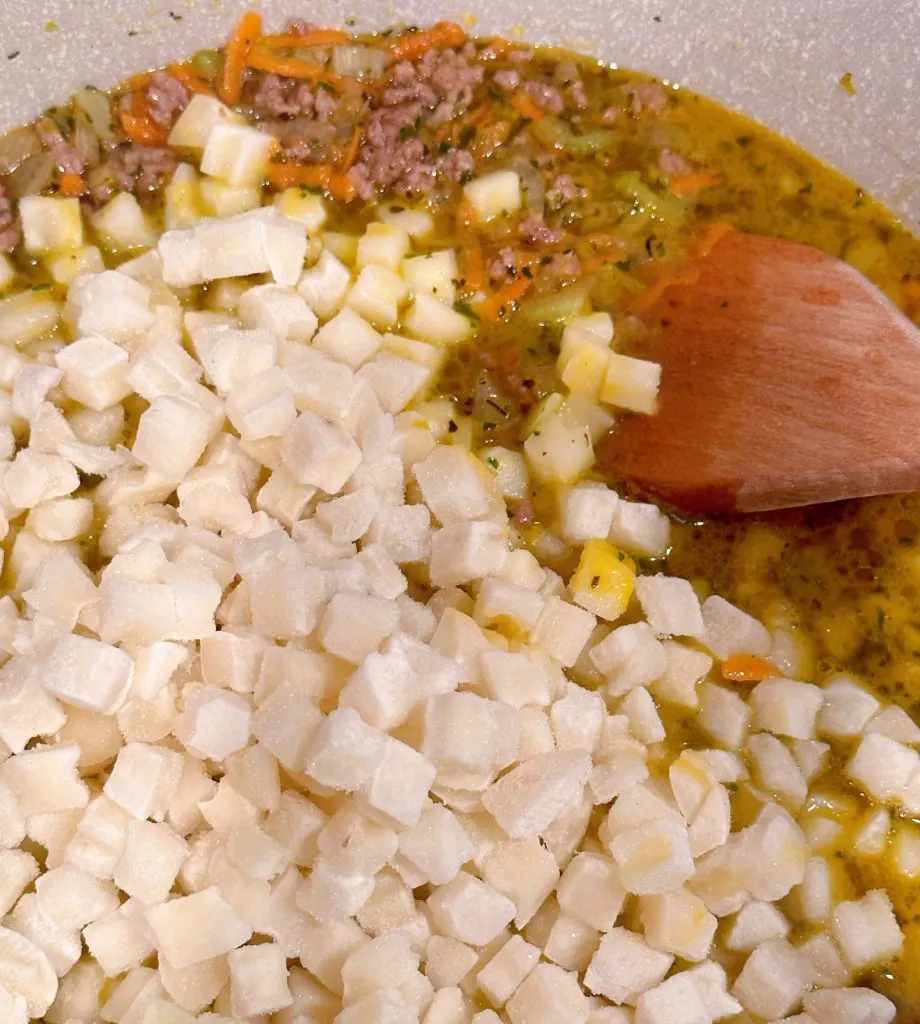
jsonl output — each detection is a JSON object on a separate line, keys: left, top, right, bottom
{"left": 597, "top": 229, "right": 920, "bottom": 514}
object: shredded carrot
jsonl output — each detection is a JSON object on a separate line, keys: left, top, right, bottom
{"left": 510, "top": 93, "right": 545, "bottom": 122}
{"left": 167, "top": 63, "right": 216, "bottom": 96}
{"left": 267, "top": 161, "right": 356, "bottom": 202}
{"left": 581, "top": 256, "right": 608, "bottom": 275}
{"left": 118, "top": 92, "right": 169, "bottom": 145}
{"left": 721, "top": 654, "right": 779, "bottom": 683}
{"left": 476, "top": 119, "right": 512, "bottom": 154}
{"left": 244, "top": 46, "right": 348, "bottom": 90}
{"left": 455, "top": 200, "right": 485, "bottom": 292}
{"left": 219, "top": 10, "right": 262, "bottom": 105}
{"left": 259, "top": 29, "right": 350, "bottom": 48}
{"left": 668, "top": 169, "right": 721, "bottom": 196}
{"left": 386, "top": 21, "right": 466, "bottom": 63}
{"left": 482, "top": 37, "right": 511, "bottom": 58}
{"left": 694, "top": 219, "right": 735, "bottom": 258}
{"left": 339, "top": 125, "right": 362, "bottom": 172}
{"left": 629, "top": 263, "right": 700, "bottom": 314}
{"left": 58, "top": 172, "right": 85, "bottom": 197}
{"left": 478, "top": 275, "right": 532, "bottom": 322}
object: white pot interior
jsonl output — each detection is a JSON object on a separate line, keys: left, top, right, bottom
{"left": 0, "top": 0, "right": 917, "bottom": 230}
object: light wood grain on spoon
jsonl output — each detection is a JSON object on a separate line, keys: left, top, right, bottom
{"left": 597, "top": 230, "right": 920, "bottom": 514}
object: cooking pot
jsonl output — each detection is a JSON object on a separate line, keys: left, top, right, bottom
{"left": 0, "top": 0, "right": 917, "bottom": 230}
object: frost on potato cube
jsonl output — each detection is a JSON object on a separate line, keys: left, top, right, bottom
{"left": 414, "top": 445, "right": 502, "bottom": 526}
{"left": 530, "top": 597, "right": 597, "bottom": 668}
{"left": 560, "top": 484, "right": 619, "bottom": 544}
{"left": 55, "top": 335, "right": 131, "bottom": 411}
{"left": 132, "top": 394, "right": 217, "bottom": 480}
{"left": 700, "top": 595, "right": 772, "bottom": 660}
{"left": 339, "top": 644, "right": 420, "bottom": 731}
{"left": 847, "top": 732, "right": 919, "bottom": 806}
{"left": 634, "top": 575, "right": 704, "bottom": 639}
{"left": 174, "top": 685, "right": 251, "bottom": 762}
{"left": 298, "top": 250, "right": 352, "bottom": 320}
{"left": 480, "top": 650, "right": 552, "bottom": 709}
{"left": 816, "top": 675, "right": 880, "bottom": 738}
{"left": 651, "top": 642, "right": 713, "bottom": 709}
{"left": 20, "top": 195, "right": 84, "bottom": 255}
{"left": 296, "top": 856, "right": 375, "bottom": 923}
{"left": 341, "top": 932, "right": 418, "bottom": 1004}
{"left": 725, "top": 900, "right": 789, "bottom": 952}
{"left": 320, "top": 592, "right": 398, "bottom": 663}
{"left": 551, "top": 683, "right": 605, "bottom": 752}
{"left": 146, "top": 887, "right": 252, "bottom": 970}
{"left": 831, "top": 890, "right": 903, "bottom": 970}
{"left": 748, "top": 733, "right": 808, "bottom": 810}
{"left": 750, "top": 679, "right": 824, "bottom": 740}
{"left": 481, "top": 837, "right": 560, "bottom": 929}
{"left": 303, "top": 708, "right": 386, "bottom": 791}
{"left": 427, "top": 871, "right": 516, "bottom": 947}
{"left": 505, "top": 962, "right": 589, "bottom": 1024}
{"left": 42, "top": 634, "right": 133, "bottom": 715}
{"left": 585, "top": 928, "right": 673, "bottom": 1006}
{"left": 281, "top": 411, "right": 362, "bottom": 493}
{"left": 803, "top": 988, "right": 897, "bottom": 1024}
{"left": 482, "top": 749, "right": 591, "bottom": 838}
{"left": 429, "top": 521, "right": 509, "bottom": 587}
{"left": 357, "top": 736, "right": 436, "bottom": 829}
{"left": 543, "top": 913, "right": 600, "bottom": 972}
{"left": 640, "top": 890, "right": 717, "bottom": 962}
{"left": 33, "top": 862, "right": 118, "bottom": 932}
{"left": 590, "top": 622, "right": 667, "bottom": 696}
{"left": 557, "top": 853, "right": 626, "bottom": 932}
{"left": 731, "top": 937, "right": 814, "bottom": 1020}
{"left": 83, "top": 899, "right": 155, "bottom": 978}
{"left": 634, "top": 972, "right": 713, "bottom": 1024}
{"left": 698, "top": 682, "right": 751, "bottom": 750}
{"left": 423, "top": 691, "right": 518, "bottom": 775}
{"left": 113, "top": 819, "right": 188, "bottom": 905}
{"left": 103, "top": 742, "right": 183, "bottom": 821}
{"left": 0, "top": 744, "right": 88, "bottom": 817}
{"left": 228, "top": 942, "right": 292, "bottom": 1017}
{"left": 0, "top": 926, "right": 59, "bottom": 1017}
{"left": 608, "top": 500, "right": 670, "bottom": 558}
{"left": 477, "top": 934, "right": 540, "bottom": 1007}
{"left": 226, "top": 367, "right": 297, "bottom": 441}
{"left": 610, "top": 818, "right": 694, "bottom": 895}
{"left": 397, "top": 805, "right": 475, "bottom": 885}
{"left": 425, "top": 935, "right": 479, "bottom": 989}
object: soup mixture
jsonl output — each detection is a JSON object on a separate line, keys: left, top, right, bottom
{"left": 0, "top": 12, "right": 918, "bottom": 1023}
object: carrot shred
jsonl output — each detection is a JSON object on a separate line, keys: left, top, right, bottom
{"left": 694, "top": 219, "right": 735, "bottom": 258}
{"left": 455, "top": 200, "right": 485, "bottom": 292}
{"left": 510, "top": 93, "right": 545, "bottom": 122}
{"left": 339, "top": 125, "right": 362, "bottom": 172}
{"left": 267, "top": 161, "right": 356, "bottom": 202}
{"left": 629, "top": 263, "right": 700, "bottom": 314}
{"left": 58, "top": 172, "right": 85, "bottom": 197}
{"left": 385, "top": 21, "right": 466, "bottom": 63}
{"left": 259, "top": 29, "right": 350, "bottom": 48}
{"left": 167, "top": 63, "right": 216, "bottom": 96}
{"left": 244, "top": 46, "right": 348, "bottom": 90}
{"left": 668, "top": 169, "right": 721, "bottom": 196}
{"left": 478, "top": 275, "right": 532, "bottom": 322}
{"left": 721, "top": 654, "right": 779, "bottom": 683}
{"left": 219, "top": 10, "right": 262, "bottom": 105}
{"left": 118, "top": 92, "right": 169, "bottom": 145}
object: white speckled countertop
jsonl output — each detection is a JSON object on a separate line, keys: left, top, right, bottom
{"left": 0, "top": 0, "right": 917, "bottom": 230}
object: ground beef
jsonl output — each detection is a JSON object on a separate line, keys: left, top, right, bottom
{"left": 253, "top": 74, "right": 315, "bottom": 118}
{"left": 145, "top": 71, "right": 190, "bottom": 128}
{"left": 630, "top": 82, "right": 668, "bottom": 115}
{"left": 493, "top": 69, "right": 520, "bottom": 90}
{"left": 567, "top": 80, "right": 588, "bottom": 110}
{"left": 94, "top": 143, "right": 177, "bottom": 197}
{"left": 512, "top": 499, "right": 535, "bottom": 525}
{"left": 546, "top": 173, "right": 586, "bottom": 206}
{"left": 285, "top": 18, "right": 319, "bottom": 35}
{"left": 519, "top": 216, "right": 564, "bottom": 245}
{"left": 314, "top": 88, "right": 337, "bottom": 121}
{"left": 36, "top": 119, "right": 85, "bottom": 176}
{"left": 523, "top": 80, "right": 564, "bottom": 116}
{"left": 351, "top": 45, "right": 486, "bottom": 196}
{"left": 489, "top": 247, "right": 518, "bottom": 281}
{"left": 602, "top": 105, "right": 619, "bottom": 124}
{"left": 544, "top": 251, "right": 581, "bottom": 281}
{"left": 0, "top": 182, "right": 20, "bottom": 253}
{"left": 659, "top": 149, "right": 690, "bottom": 175}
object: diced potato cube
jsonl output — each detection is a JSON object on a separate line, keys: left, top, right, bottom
{"left": 584, "top": 928, "right": 673, "bottom": 1005}
{"left": 403, "top": 294, "right": 474, "bottom": 345}
{"left": 20, "top": 196, "right": 84, "bottom": 255}
{"left": 831, "top": 890, "right": 903, "bottom": 970}
{"left": 357, "top": 223, "right": 411, "bottom": 271}
{"left": 569, "top": 539, "right": 635, "bottom": 621}
{"left": 91, "top": 193, "right": 157, "bottom": 253}
{"left": 601, "top": 352, "right": 661, "bottom": 414}
{"left": 199, "top": 179, "right": 262, "bottom": 217}
{"left": 346, "top": 264, "right": 408, "bottom": 328}
{"left": 44, "top": 244, "right": 105, "bottom": 286}
{"left": 201, "top": 122, "right": 275, "bottom": 187}
{"left": 403, "top": 250, "right": 458, "bottom": 304}
{"left": 464, "top": 170, "right": 522, "bottom": 222}
{"left": 274, "top": 187, "right": 328, "bottom": 233}
{"left": 168, "top": 94, "right": 243, "bottom": 149}
{"left": 145, "top": 887, "right": 252, "bottom": 969}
